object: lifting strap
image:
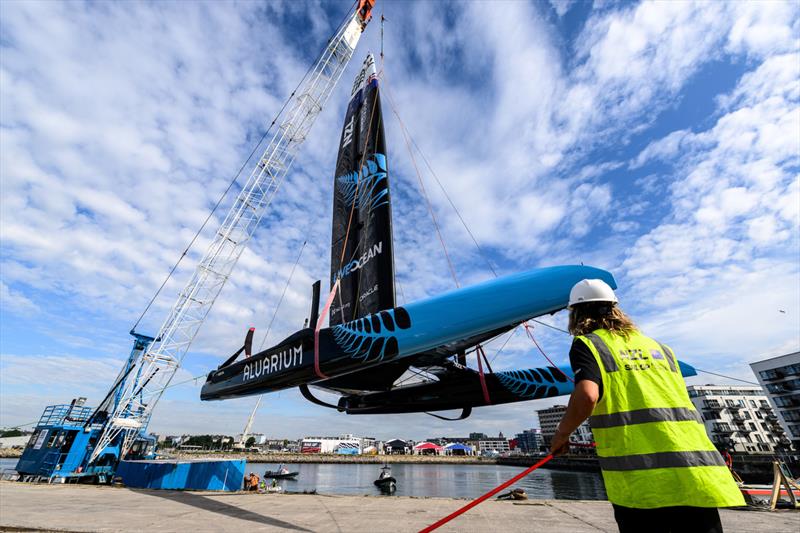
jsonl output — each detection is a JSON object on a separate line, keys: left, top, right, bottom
{"left": 314, "top": 280, "right": 340, "bottom": 380}
{"left": 475, "top": 345, "right": 492, "bottom": 405}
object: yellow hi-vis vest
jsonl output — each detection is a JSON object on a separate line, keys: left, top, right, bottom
{"left": 577, "top": 329, "right": 745, "bottom": 509}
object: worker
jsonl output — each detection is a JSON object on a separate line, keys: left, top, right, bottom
{"left": 246, "top": 472, "right": 260, "bottom": 492}
{"left": 550, "top": 279, "right": 744, "bottom": 533}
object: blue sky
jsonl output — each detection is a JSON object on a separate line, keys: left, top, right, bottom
{"left": 1, "top": 1, "right": 798, "bottom": 440}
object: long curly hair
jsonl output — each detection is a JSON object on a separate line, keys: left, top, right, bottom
{"left": 568, "top": 302, "right": 637, "bottom": 338}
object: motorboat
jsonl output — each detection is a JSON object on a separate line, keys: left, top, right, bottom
{"left": 374, "top": 465, "right": 396, "bottom": 492}
{"left": 264, "top": 465, "right": 299, "bottom": 479}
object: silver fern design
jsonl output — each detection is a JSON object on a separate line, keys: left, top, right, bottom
{"left": 495, "top": 367, "right": 567, "bottom": 399}
{"left": 335, "top": 153, "right": 389, "bottom": 212}
{"left": 331, "top": 307, "right": 411, "bottom": 363}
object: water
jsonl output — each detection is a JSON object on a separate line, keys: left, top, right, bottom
{"left": 253, "top": 462, "right": 607, "bottom": 499}
{"left": 0, "top": 457, "right": 607, "bottom": 500}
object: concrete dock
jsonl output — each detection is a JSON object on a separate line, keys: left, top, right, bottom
{"left": 1, "top": 482, "right": 797, "bottom": 532}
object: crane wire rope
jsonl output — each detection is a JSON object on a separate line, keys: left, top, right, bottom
{"left": 382, "top": 76, "right": 459, "bottom": 288}
{"left": 129, "top": 1, "right": 358, "bottom": 334}
{"left": 258, "top": 240, "right": 307, "bottom": 351}
{"left": 379, "top": 73, "right": 749, "bottom": 388}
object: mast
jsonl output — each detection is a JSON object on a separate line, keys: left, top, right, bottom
{"left": 89, "top": 0, "right": 376, "bottom": 463}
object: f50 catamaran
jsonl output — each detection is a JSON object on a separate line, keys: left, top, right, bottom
{"left": 201, "top": 54, "right": 696, "bottom": 418}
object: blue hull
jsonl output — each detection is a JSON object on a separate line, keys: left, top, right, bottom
{"left": 201, "top": 265, "right": 616, "bottom": 400}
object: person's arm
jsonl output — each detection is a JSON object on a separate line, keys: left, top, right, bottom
{"left": 549, "top": 378, "right": 599, "bottom": 455}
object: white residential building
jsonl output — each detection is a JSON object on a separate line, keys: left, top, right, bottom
{"left": 476, "top": 433, "right": 510, "bottom": 454}
{"left": 751, "top": 351, "right": 800, "bottom": 451}
{"left": 687, "top": 385, "right": 785, "bottom": 454}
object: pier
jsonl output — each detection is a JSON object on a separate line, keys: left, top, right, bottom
{"left": 2, "top": 482, "right": 797, "bottom": 532}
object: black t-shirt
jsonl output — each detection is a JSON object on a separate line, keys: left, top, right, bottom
{"left": 569, "top": 338, "right": 604, "bottom": 400}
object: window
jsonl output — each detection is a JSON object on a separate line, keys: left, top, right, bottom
{"left": 774, "top": 394, "right": 800, "bottom": 408}
{"left": 754, "top": 433, "right": 763, "bottom": 443}
{"left": 750, "top": 400, "right": 757, "bottom": 407}
{"left": 784, "top": 411, "right": 800, "bottom": 422}
{"left": 767, "top": 379, "right": 800, "bottom": 394}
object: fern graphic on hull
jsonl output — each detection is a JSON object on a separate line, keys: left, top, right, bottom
{"left": 331, "top": 307, "right": 411, "bottom": 364}
{"left": 495, "top": 367, "right": 569, "bottom": 400}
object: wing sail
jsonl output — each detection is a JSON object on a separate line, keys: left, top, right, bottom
{"left": 330, "top": 54, "right": 395, "bottom": 325}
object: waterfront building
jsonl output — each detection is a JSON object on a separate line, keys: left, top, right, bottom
{"left": 476, "top": 432, "right": 510, "bottom": 455}
{"left": 751, "top": 351, "right": 800, "bottom": 451}
{"left": 236, "top": 433, "right": 267, "bottom": 446}
{"left": 384, "top": 438, "right": 411, "bottom": 454}
{"left": 537, "top": 405, "right": 594, "bottom": 446}
{"left": 515, "top": 428, "right": 544, "bottom": 454}
{"left": 300, "top": 435, "right": 362, "bottom": 454}
{"left": 687, "top": 384, "right": 787, "bottom": 453}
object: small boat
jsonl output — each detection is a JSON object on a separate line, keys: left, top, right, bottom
{"left": 497, "top": 488, "right": 528, "bottom": 500}
{"left": 264, "top": 465, "right": 299, "bottom": 479}
{"left": 374, "top": 465, "right": 396, "bottom": 492}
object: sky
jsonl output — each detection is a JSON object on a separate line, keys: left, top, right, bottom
{"left": 1, "top": 0, "right": 798, "bottom": 441}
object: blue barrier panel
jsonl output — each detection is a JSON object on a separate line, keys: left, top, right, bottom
{"left": 118, "top": 459, "right": 246, "bottom": 491}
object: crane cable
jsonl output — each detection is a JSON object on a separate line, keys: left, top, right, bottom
{"left": 258, "top": 241, "right": 307, "bottom": 351}
{"left": 129, "top": 0, "right": 358, "bottom": 334}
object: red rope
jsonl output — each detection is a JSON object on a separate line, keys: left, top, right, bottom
{"left": 314, "top": 281, "right": 340, "bottom": 379}
{"left": 522, "top": 322, "right": 574, "bottom": 383}
{"left": 419, "top": 454, "right": 554, "bottom": 533}
{"left": 475, "top": 345, "right": 491, "bottom": 405}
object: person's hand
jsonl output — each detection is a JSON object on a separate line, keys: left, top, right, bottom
{"left": 549, "top": 428, "right": 570, "bottom": 456}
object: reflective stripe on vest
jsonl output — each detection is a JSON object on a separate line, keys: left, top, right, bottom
{"left": 599, "top": 450, "right": 726, "bottom": 472}
{"left": 589, "top": 407, "right": 703, "bottom": 429}
{"left": 580, "top": 329, "right": 745, "bottom": 508}
{"left": 583, "top": 332, "right": 618, "bottom": 372}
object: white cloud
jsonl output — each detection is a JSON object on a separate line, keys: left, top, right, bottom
{"left": 1, "top": 1, "right": 799, "bottom": 438}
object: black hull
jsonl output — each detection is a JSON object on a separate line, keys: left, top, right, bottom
{"left": 338, "top": 366, "right": 571, "bottom": 415}
{"left": 264, "top": 472, "right": 298, "bottom": 479}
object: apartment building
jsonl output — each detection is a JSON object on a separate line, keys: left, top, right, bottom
{"left": 536, "top": 405, "right": 593, "bottom": 446}
{"left": 751, "top": 351, "right": 800, "bottom": 451}
{"left": 687, "top": 385, "right": 788, "bottom": 453}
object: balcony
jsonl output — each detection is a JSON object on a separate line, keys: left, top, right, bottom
{"left": 703, "top": 400, "right": 722, "bottom": 409}
{"left": 713, "top": 424, "right": 735, "bottom": 434}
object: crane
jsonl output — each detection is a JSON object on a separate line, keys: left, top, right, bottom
{"left": 234, "top": 396, "right": 262, "bottom": 451}
{"left": 76, "top": 1, "right": 376, "bottom": 464}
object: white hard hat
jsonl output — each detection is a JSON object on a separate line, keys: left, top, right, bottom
{"left": 568, "top": 279, "right": 618, "bottom": 308}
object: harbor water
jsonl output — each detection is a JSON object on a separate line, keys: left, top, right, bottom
{"left": 0, "top": 459, "right": 606, "bottom": 500}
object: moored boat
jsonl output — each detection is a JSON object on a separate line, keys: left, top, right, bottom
{"left": 374, "top": 465, "right": 396, "bottom": 492}
{"left": 264, "top": 465, "right": 299, "bottom": 479}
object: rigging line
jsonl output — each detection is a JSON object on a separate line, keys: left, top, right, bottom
{"left": 258, "top": 241, "right": 307, "bottom": 351}
{"left": 335, "top": 77, "right": 381, "bottom": 323}
{"left": 393, "top": 365, "right": 440, "bottom": 388}
{"left": 130, "top": 26, "right": 332, "bottom": 335}
{"left": 523, "top": 322, "right": 574, "bottom": 383}
{"left": 408, "top": 137, "right": 498, "bottom": 278}
{"left": 350, "top": 104, "right": 387, "bottom": 320}
{"left": 693, "top": 369, "right": 760, "bottom": 386}
{"left": 382, "top": 77, "right": 459, "bottom": 288}
{"left": 488, "top": 328, "right": 519, "bottom": 365}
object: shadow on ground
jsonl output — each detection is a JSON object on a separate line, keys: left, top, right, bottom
{"left": 136, "top": 489, "right": 312, "bottom": 531}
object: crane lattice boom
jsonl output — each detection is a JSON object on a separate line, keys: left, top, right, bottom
{"left": 89, "top": 3, "right": 374, "bottom": 462}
